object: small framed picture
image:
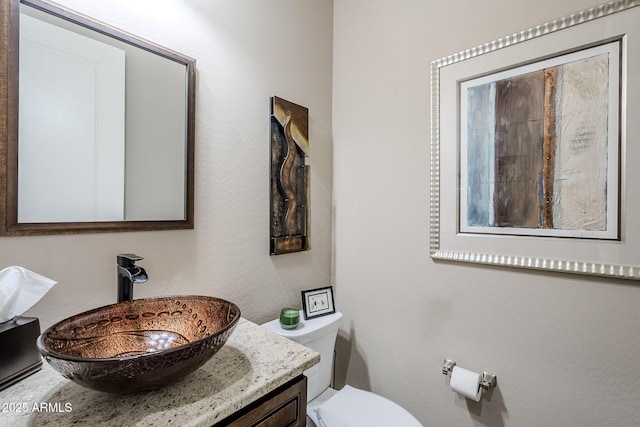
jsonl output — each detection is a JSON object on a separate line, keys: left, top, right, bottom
{"left": 301, "top": 286, "right": 335, "bottom": 320}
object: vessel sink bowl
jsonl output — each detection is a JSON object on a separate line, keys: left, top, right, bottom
{"left": 37, "top": 296, "right": 241, "bottom": 394}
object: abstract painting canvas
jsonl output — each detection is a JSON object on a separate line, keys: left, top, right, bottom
{"left": 270, "top": 96, "right": 310, "bottom": 255}
{"left": 430, "top": 2, "right": 640, "bottom": 280}
{"left": 460, "top": 41, "right": 620, "bottom": 239}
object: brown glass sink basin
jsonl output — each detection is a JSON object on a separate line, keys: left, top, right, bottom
{"left": 37, "top": 296, "right": 241, "bottom": 394}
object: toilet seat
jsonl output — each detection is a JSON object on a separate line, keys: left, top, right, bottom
{"left": 308, "top": 385, "right": 423, "bottom": 427}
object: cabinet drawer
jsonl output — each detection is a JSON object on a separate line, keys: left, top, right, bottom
{"left": 216, "top": 375, "right": 307, "bottom": 427}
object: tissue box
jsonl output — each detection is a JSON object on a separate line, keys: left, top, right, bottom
{"left": 0, "top": 316, "right": 42, "bottom": 391}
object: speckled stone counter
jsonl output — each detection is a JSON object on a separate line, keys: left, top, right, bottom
{"left": 0, "top": 318, "right": 319, "bottom": 427}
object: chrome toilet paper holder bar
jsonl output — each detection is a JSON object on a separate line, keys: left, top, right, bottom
{"left": 442, "top": 358, "right": 456, "bottom": 375}
{"left": 480, "top": 372, "right": 497, "bottom": 391}
{"left": 442, "top": 359, "right": 497, "bottom": 391}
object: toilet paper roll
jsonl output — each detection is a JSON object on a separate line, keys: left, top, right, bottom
{"left": 450, "top": 366, "right": 482, "bottom": 401}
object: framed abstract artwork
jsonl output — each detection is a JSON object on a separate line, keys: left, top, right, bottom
{"left": 301, "top": 286, "right": 335, "bottom": 320}
{"left": 430, "top": 1, "right": 640, "bottom": 280}
{"left": 270, "top": 96, "right": 310, "bottom": 255}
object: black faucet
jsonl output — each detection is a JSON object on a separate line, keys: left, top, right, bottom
{"left": 117, "top": 254, "right": 148, "bottom": 302}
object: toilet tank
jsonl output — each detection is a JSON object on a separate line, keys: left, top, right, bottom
{"left": 261, "top": 311, "right": 342, "bottom": 401}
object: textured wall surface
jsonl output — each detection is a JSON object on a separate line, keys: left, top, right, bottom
{"left": 6, "top": 0, "right": 333, "bottom": 328}
{"left": 332, "top": 0, "right": 640, "bottom": 426}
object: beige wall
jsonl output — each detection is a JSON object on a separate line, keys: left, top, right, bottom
{"left": 5, "top": 0, "right": 334, "bottom": 327}
{"left": 333, "top": 0, "right": 640, "bottom": 426}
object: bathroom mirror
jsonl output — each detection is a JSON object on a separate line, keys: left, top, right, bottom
{"left": 0, "top": 0, "right": 195, "bottom": 235}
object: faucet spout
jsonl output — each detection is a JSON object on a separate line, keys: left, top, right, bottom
{"left": 117, "top": 254, "right": 148, "bottom": 302}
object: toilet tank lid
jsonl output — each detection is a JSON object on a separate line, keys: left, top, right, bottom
{"left": 261, "top": 311, "right": 342, "bottom": 344}
{"left": 315, "top": 385, "right": 423, "bottom": 427}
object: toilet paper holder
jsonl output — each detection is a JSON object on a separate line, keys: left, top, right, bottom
{"left": 442, "top": 359, "right": 497, "bottom": 391}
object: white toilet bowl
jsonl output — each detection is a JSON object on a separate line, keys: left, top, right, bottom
{"left": 261, "top": 311, "right": 423, "bottom": 427}
{"left": 307, "top": 384, "right": 423, "bottom": 427}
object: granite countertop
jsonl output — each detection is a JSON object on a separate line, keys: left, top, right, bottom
{"left": 0, "top": 318, "right": 320, "bottom": 427}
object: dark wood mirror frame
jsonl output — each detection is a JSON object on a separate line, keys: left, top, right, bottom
{"left": 0, "top": 0, "right": 195, "bottom": 236}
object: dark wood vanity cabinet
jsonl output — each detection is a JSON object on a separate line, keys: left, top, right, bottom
{"left": 215, "top": 375, "right": 308, "bottom": 427}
